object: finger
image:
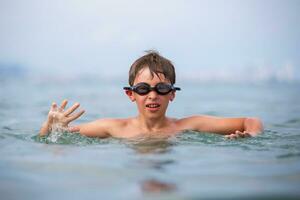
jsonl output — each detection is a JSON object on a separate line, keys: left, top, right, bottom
{"left": 225, "top": 133, "right": 236, "bottom": 139}
{"left": 64, "top": 103, "right": 80, "bottom": 116}
{"left": 66, "top": 110, "right": 85, "bottom": 123}
{"left": 235, "top": 130, "right": 246, "bottom": 138}
{"left": 225, "top": 133, "right": 234, "bottom": 139}
{"left": 243, "top": 132, "right": 252, "bottom": 137}
{"left": 231, "top": 133, "right": 238, "bottom": 139}
{"left": 51, "top": 102, "right": 57, "bottom": 111}
{"left": 236, "top": 131, "right": 246, "bottom": 138}
{"left": 60, "top": 99, "right": 68, "bottom": 111}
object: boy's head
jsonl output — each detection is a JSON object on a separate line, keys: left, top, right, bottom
{"left": 125, "top": 51, "right": 178, "bottom": 119}
{"left": 128, "top": 50, "right": 176, "bottom": 86}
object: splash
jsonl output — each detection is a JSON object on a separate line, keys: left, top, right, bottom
{"left": 47, "top": 123, "right": 68, "bottom": 143}
{"left": 34, "top": 123, "right": 110, "bottom": 145}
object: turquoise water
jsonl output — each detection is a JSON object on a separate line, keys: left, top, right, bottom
{"left": 1, "top": 77, "right": 300, "bottom": 199}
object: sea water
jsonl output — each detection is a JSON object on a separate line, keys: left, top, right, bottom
{"left": 0, "top": 77, "right": 300, "bottom": 200}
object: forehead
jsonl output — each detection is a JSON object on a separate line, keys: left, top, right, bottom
{"left": 133, "top": 67, "right": 170, "bottom": 85}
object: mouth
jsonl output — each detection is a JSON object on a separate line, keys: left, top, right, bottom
{"left": 145, "top": 103, "right": 161, "bottom": 111}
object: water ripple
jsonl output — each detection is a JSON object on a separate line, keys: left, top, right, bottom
{"left": 277, "top": 152, "right": 300, "bottom": 159}
{"left": 32, "top": 132, "right": 111, "bottom": 146}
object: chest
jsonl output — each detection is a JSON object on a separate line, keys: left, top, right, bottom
{"left": 110, "top": 122, "right": 183, "bottom": 139}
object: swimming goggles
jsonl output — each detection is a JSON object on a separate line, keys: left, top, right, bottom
{"left": 123, "top": 82, "right": 181, "bottom": 95}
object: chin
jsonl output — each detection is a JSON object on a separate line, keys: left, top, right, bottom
{"left": 145, "top": 111, "right": 166, "bottom": 119}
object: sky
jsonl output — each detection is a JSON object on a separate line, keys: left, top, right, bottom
{"left": 0, "top": 0, "right": 299, "bottom": 82}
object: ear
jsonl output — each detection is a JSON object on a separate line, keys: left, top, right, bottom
{"left": 169, "top": 91, "right": 176, "bottom": 102}
{"left": 125, "top": 90, "right": 135, "bottom": 102}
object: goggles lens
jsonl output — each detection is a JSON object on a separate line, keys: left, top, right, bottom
{"left": 124, "top": 82, "right": 181, "bottom": 95}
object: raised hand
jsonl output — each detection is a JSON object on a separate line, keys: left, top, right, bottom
{"left": 48, "top": 100, "right": 84, "bottom": 126}
{"left": 40, "top": 100, "right": 85, "bottom": 135}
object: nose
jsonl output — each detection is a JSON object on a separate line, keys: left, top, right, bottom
{"left": 147, "top": 90, "right": 158, "bottom": 100}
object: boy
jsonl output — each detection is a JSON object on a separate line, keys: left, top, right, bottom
{"left": 40, "top": 51, "right": 263, "bottom": 139}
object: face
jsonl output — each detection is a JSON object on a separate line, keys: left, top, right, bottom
{"left": 126, "top": 67, "right": 175, "bottom": 120}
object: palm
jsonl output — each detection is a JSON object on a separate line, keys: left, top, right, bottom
{"left": 47, "top": 100, "right": 85, "bottom": 128}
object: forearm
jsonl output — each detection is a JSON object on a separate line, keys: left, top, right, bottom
{"left": 39, "top": 121, "right": 51, "bottom": 136}
{"left": 243, "top": 117, "right": 263, "bottom": 136}
{"left": 75, "top": 119, "right": 114, "bottom": 138}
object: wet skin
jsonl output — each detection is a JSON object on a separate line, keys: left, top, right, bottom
{"left": 40, "top": 67, "right": 263, "bottom": 139}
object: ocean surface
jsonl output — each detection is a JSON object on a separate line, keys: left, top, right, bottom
{"left": 0, "top": 76, "right": 300, "bottom": 200}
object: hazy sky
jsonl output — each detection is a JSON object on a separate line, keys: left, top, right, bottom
{"left": 0, "top": 0, "right": 299, "bottom": 81}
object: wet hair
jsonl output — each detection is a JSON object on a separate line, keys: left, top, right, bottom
{"left": 128, "top": 50, "right": 176, "bottom": 86}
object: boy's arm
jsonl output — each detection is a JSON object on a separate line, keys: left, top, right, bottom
{"left": 40, "top": 100, "right": 115, "bottom": 138}
{"left": 181, "top": 115, "right": 263, "bottom": 138}
{"left": 223, "top": 117, "right": 263, "bottom": 139}
{"left": 71, "top": 119, "right": 112, "bottom": 138}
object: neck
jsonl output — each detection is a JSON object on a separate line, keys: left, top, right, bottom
{"left": 136, "top": 114, "right": 169, "bottom": 132}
